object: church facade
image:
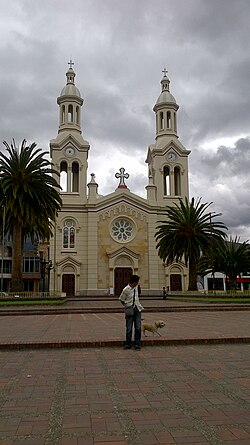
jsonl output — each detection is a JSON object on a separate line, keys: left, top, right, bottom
{"left": 49, "top": 65, "right": 190, "bottom": 296}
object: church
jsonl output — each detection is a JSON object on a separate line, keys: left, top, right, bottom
{"left": 49, "top": 64, "right": 191, "bottom": 296}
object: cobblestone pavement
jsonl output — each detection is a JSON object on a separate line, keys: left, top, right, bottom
{"left": 0, "top": 344, "right": 250, "bottom": 444}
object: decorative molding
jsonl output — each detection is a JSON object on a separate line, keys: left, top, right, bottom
{"left": 99, "top": 204, "right": 146, "bottom": 221}
{"left": 107, "top": 246, "right": 140, "bottom": 259}
{"left": 107, "top": 246, "right": 140, "bottom": 270}
{"left": 57, "top": 255, "right": 82, "bottom": 267}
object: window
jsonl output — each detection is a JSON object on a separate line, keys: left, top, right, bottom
{"left": 71, "top": 162, "right": 79, "bottom": 192}
{"left": 111, "top": 218, "right": 134, "bottom": 242}
{"left": 159, "top": 112, "right": 164, "bottom": 130}
{"left": 167, "top": 111, "right": 171, "bottom": 129}
{"left": 174, "top": 166, "right": 181, "bottom": 195}
{"left": 163, "top": 165, "right": 170, "bottom": 195}
{"left": 68, "top": 104, "right": 73, "bottom": 123}
{"left": 22, "top": 257, "right": 40, "bottom": 273}
{"left": 62, "top": 105, "right": 65, "bottom": 124}
{"left": 63, "top": 219, "right": 76, "bottom": 248}
{"left": 24, "top": 280, "right": 34, "bottom": 292}
{"left": 60, "top": 161, "right": 68, "bottom": 192}
{"left": 0, "top": 259, "right": 12, "bottom": 274}
{"left": 76, "top": 106, "right": 79, "bottom": 124}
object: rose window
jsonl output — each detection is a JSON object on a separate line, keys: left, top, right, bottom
{"left": 111, "top": 218, "right": 134, "bottom": 242}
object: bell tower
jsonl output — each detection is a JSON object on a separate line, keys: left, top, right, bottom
{"left": 146, "top": 69, "right": 190, "bottom": 204}
{"left": 50, "top": 61, "right": 90, "bottom": 204}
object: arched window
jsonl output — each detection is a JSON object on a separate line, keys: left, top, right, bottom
{"left": 163, "top": 165, "right": 170, "bottom": 196}
{"left": 167, "top": 111, "right": 171, "bottom": 129}
{"left": 76, "top": 106, "right": 79, "bottom": 124}
{"left": 60, "top": 161, "right": 68, "bottom": 192}
{"left": 62, "top": 105, "right": 65, "bottom": 124}
{"left": 63, "top": 219, "right": 76, "bottom": 248}
{"left": 174, "top": 166, "right": 181, "bottom": 195}
{"left": 71, "top": 162, "right": 79, "bottom": 192}
{"left": 159, "top": 111, "right": 164, "bottom": 130}
{"left": 68, "top": 104, "right": 73, "bottom": 123}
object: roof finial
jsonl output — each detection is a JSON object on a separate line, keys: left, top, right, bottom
{"left": 115, "top": 167, "right": 129, "bottom": 188}
{"left": 68, "top": 59, "right": 74, "bottom": 69}
{"left": 162, "top": 67, "right": 168, "bottom": 77}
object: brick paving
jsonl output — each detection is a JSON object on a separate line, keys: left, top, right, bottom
{"left": 0, "top": 300, "right": 250, "bottom": 444}
{"left": 0, "top": 310, "right": 249, "bottom": 348}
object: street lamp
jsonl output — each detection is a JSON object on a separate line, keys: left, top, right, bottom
{"left": 40, "top": 258, "right": 53, "bottom": 294}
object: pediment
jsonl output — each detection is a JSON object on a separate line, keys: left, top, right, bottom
{"left": 57, "top": 256, "right": 82, "bottom": 267}
{"left": 50, "top": 133, "right": 90, "bottom": 153}
{"left": 107, "top": 246, "right": 140, "bottom": 260}
{"left": 161, "top": 140, "right": 190, "bottom": 157}
{"left": 149, "top": 139, "right": 191, "bottom": 158}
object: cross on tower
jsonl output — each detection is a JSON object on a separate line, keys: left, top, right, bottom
{"left": 162, "top": 67, "right": 168, "bottom": 77}
{"left": 115, "top": 167, "right": 129, "bottom": 188}
{"left": 68, "top": 59, "right": 74, "bottom": 69}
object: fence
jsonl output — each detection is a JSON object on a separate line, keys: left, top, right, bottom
{"left": 0, "top": 291, "right": 66, "bottom": 299}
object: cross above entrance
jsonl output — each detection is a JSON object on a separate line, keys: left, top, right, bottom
{"left": 115, "top": 167, "right": 129, "bottom": 188}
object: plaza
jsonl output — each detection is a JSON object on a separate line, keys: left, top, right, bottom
{"left": 0, "top": 299, "right": 250, "bottom": 444}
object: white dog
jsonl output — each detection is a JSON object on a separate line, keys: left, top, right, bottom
{"left": 142, "top": 320, "right": 165, "bottom": 337}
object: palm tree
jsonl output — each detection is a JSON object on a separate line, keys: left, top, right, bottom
{"left": 215, "top": 237, "right": 250, "bottom": 290}
{"left": 155, "top": 197, "right": 227, "bottom": 291}
{"left": 0, "top": 139, "right": 62, "bottom": 292}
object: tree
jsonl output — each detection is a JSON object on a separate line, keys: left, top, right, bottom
{"left": 0, "top": 139, "right": 62, "bottom": 292}
{"left": 155, "top": 197, "right": 227, "bottom": 291}
{"left": 215, "top": 237, "right": 250, "bottom": 290}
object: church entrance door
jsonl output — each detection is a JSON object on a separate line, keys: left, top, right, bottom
{"left": 114, "top": 267, "right": 133, "bottom": 296}
{"left": 170, "top": 274, "right": 182, "bottom": 291}
{"left": 62, "top": 274, "right": 75, "bottom": 296}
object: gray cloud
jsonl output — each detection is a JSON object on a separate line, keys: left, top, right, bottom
{"left": 190, "top": 137, "right": 250, "bottom": 237}
{"left": 0, "top": 0, "right": 250, "bottom": 238}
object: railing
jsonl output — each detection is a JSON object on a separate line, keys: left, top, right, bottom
{"left": 166, "top": 289, "right": 250, "bottom": 298}
{"left": 0, "top": 291, "right": 66, "bottom": 299}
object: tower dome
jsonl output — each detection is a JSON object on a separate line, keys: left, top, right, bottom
{"left": 59, "top": 66, "right": 82, "bottom": 98}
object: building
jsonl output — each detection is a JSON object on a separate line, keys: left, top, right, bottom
{"left": 0, "top": 237, "right": 45, "bottom": 293}
{"left": 49, "top": 64, "right": 191, "bottom": 296}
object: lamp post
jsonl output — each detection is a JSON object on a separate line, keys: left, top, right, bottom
{"left": 48, "top": 260, "right": 53, "bottom": 292}
{"left": 40, "top": 259, "right": 46, "bottom": 294}
{"left": 40, "top": 258, "right": 53, "bottom": 294}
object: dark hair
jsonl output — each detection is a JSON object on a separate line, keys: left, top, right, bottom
{"left": 129, "top": 274, "right": 140, "bottom": 285}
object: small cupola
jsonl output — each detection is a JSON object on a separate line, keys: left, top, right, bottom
{"left": 153, "top": 69, "right": 179, "bottom": 140}
{"left": 57, "top": 60, "right": 83, "bottom": 134}
{"left": 66, "top": 66, "right": 76, "bottom": 85}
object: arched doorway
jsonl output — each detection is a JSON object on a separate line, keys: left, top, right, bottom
{"left": 114, "top": 267, "right": 133, "bottom": 296}
{"left": 170, "top": 274, "right": 182, "bottom": 291}
{"left": 62, "top": 274, "right": 75, "bottom": 296}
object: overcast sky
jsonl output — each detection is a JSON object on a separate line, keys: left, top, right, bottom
{"left": 0, "top": 0, "right": 250, "bottom": 240}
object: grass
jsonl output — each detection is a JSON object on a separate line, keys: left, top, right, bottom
{"left": 0, "top": 299, "right": 67, "bottom": 306}
{"left": 167, "top": 295, "right": 250, "bottom": 303}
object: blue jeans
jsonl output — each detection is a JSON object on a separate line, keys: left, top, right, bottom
{"left": 125, "top": 306, "right": 141, "bottom": 347}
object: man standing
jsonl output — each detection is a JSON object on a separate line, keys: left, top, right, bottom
{"left": 119, "top": 274, "right": 144, "bottom": 350}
